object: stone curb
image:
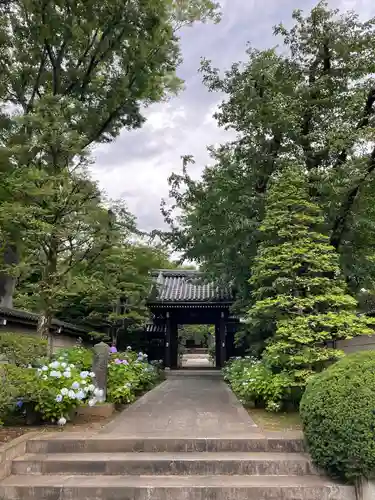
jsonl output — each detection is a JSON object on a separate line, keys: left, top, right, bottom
{"left": 356, "top": 478, "right": 375, "bottom": 500}
{"left": 0, "top": 431, "right": 42, "bottom": 481}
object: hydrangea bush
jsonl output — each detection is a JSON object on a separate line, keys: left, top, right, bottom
{"left": 1, "top": 344, "right": 162, "bottom": 427}
{"left": 107, "top": 347, "right": 161, "bottom": 405}
{"left": 223, "top": 357, "right": 292, "bottom": 412}
{"left": 34, "top": 358, "right": 100, "bottom": 425}
{"left": 54, "top": 346, "right": 93, "bottom": 371}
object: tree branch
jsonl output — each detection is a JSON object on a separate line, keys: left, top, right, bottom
{"left": 27, "top": 48, "right": 47, "bottom": 112}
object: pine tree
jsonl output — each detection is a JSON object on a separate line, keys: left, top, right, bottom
{"left": 248, "top": 164, "right": 375, "bottom": 408}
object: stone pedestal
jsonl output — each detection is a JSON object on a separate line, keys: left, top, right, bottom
{"left": 92, "top": 342, "right": 109, "bottom": 402}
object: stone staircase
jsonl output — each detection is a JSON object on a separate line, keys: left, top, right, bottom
{"left": 0, "top": 433, "right": 355, "bottom": 499}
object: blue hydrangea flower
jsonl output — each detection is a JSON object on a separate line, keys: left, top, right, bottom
{"left": 80, "top": 371, "right": 89, "bottom": 379}
{"left": 55, "top": 394, "right": 63, "bottom": 402}
{"left": 71, "top": 381, "right": 80, "bottom": 390}
{"left": 75, "top": 390, "right": 85, "bottom": 401}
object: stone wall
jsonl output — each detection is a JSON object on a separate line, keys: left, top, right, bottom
{"left": 0, "top": 323, "right": 87, "bottom": 353}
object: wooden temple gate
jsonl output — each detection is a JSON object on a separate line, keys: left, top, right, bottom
{"left": 144, "top": 270, "right": 239, "bottom": 369}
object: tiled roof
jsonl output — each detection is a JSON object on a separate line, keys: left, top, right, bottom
{"left": 0, "top": 306, "right": 89, "bottom": 335}
{"left": 148, "top": 270, "right": 234, "bottom": 304}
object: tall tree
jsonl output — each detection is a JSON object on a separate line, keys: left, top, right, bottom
{"left": 161, "top": 1, "right": 375, "bottom": 309}
{"left": 247, "top": 164, "right": 375, "bottom": 409}
{"left": 0, "top": 0, "right": 220, "bottom": 308}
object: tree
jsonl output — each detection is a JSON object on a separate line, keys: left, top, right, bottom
{"left": 5, "top": 164, "right": 120, "bottom": 337}
{"left": 53, "top": 243, "right": 175, "bottom": 343}
{"left": 0, "top": 0, "right": 221, "bottom": 308}
{"left": 247, "top": 164, "right": 375, "bottom": 407}
{"left": 161, "top": 1, "right": 375, "bottom": 309}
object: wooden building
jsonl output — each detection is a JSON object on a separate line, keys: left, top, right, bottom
{"left": 145, "top": 269, "right": 240, "bottom": 369}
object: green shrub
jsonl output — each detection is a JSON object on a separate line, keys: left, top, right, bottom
{"left": 223, "top": 357, "right": 295, "bottom": 411}
{"left": 55, "top": 346, "right": 93, "bottom": 371}
{"left": 1, "top": 359, "right": 99, "bottom": 427}
{"left": 107, "top": 350, "right": 161, "bottom": 405}
{"left": 0, "top": 332, "right": 47, "bottom": 366}
{"left": 0, "top": 364, "right": 41, "bottom": 425}
{"left": 300, "top": 351, "right": 375, "bottom": 483}
{"left": 34, "top": 359, "right": 98, "bottom": 424}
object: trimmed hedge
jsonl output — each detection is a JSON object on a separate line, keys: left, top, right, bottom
{"left": 0, "top": 332, "right": 47, "bottom": 366}
{"left": 300, "top": 351, "right": 375, "bottom": 483}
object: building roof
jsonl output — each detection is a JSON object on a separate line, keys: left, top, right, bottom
{"left": 0, "top": 306, "right": 89, "bottom": 336}
{"left": 147, "top": 269, "right": 234, "bottom": 306}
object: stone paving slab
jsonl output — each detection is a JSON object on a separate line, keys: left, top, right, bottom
{"left": 102, "top": 371, "right": 258, "bottom": 436}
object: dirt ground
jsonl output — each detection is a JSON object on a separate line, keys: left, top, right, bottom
{"left": 0, "top": 412, "right": 119, "bottom": 446}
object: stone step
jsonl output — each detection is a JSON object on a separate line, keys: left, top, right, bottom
{"left": 182, "top": 353, "right": 209, "bottom": 358}
{"left": 12, "top": 452, "right": 316, "bottom": 476}
{"left": 0, "top": 474, "right": 355, "bottom": 500}
{"left": 26, "top": 434, "right": 305, "bottom": 454}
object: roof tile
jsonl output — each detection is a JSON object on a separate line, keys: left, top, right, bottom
{"left": 149, "top": 270, "right": 233, "bottom": 303}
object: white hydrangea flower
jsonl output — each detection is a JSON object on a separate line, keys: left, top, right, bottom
{"left": 75, "top": 390, "right": 85, "bottom": 401}
{"left": 61, "top": 362, "right": 67, "bottom": 368}
{"left": 50, "top": 361, "right": 60, "bottom": 369}
{"left": 57, "top": 417, "right": 67, "bottom": 426}
{"left": 63, "top": 371, "right": 71, "bottom": 378}
{"left": 89, "top": 372, "right": 95, "bottom": 378}
{"left": 68, "top": 390, "right": 76, "bottom": 399}
{"left": 94, "top": 388, "right": 104, "bottom": 398}
{"left": 80, "top": 371, "right": 88, "bottom": 379}
{"left": 41, "top": 365, "right": 48, "bottom": 372}
{"left": 88, "top": 398, "right": 97, "bottom": 407}
{"left": 61, "top": 388, "right": 69, "bottom": 396}
{"left": 87, "top": 384, "right": 95, "bottom": 392}
{"left": 71, "top": 381, "right": 80, "bottom": 390}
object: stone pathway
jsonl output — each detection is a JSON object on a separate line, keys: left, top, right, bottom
{"left": 181, "top": 352, "right": 213, "bottom": 369}
{"left": 0, "top": 370, "right": 355, "bottom": 499}
{"left": 103, "top": 370, "right": 258, "bottom": 436}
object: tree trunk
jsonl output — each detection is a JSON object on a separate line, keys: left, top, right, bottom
{"left": 0, "top": 243, "right": 19, "bottom": 308}
{"left": 37, "top": 312, "right": 51, "bottom": 339}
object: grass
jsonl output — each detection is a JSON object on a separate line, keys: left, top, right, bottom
{"left": 248, "top": 408, "right": 302, "bottom": 432}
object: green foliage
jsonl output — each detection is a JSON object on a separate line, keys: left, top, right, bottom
{"left": 244, "top": 165, "right": 375, "bottom": 409}
{"left": 33, "top": 359, "right": 97, "bottom": 423}
{"left": 0, "top": 0, "right": 219, "bottom": 331}
{"left": 223, "top": 357, "right": 293, "bottom": 412}
{"left": 161, "top": 1, "right": 375, "bottom": 310}
{"left": 107, "top": 350, "right": 162, "bottom": 405}
{"left": 0, "top": 364, "right": 41, "bottom": 425}
{"left": 50, "top": 242, "right": 174, "bottom": 342}
{"left": 0, "top": 332, "right": 47, "bottom": 366}
{"left": 300, "top": 351, "right": 375, "bottom": 483}
{"left": 55, "top": 347, "right": 93, "bottom": 371}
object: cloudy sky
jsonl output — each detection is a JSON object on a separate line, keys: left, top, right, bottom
{"left": 91, "top": 0, "right": 375, "bottom": 233}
